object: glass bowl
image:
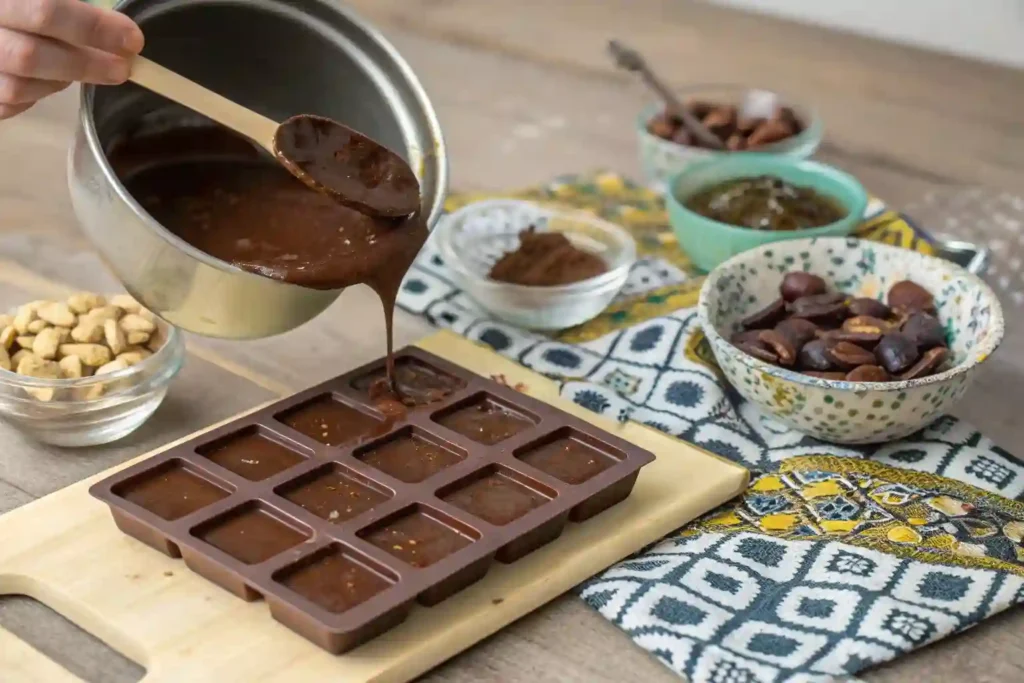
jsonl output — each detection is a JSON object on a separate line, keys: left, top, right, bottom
{"left": 636, "top": 84, "right": 824, "bottom": 192}
{"left": 0, "top": 322, "right": 185, "bottom": 447}
{"left": 666, "top": 154, "right": 868, "bottom": 272}
{"left": 436, "top": 199, "right": 636, "bottom": 330}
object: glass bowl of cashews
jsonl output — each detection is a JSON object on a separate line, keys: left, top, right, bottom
{"left": 0, "top": 292, "right": 185, "bottom": 447}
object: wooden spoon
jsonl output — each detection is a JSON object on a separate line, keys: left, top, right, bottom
{"left": 128, "top": 56, "right": 420, "bottom": 218}
{"left": 607, "top": 40, "right": 724, "bottom": 150}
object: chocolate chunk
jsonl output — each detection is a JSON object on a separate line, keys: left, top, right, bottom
{"left": 816, "top": 329, "right": 882, "bottom": 347}
{"left": 702, "top": 105, "right": 737, "bottom": 137}
{"left": 827, "top": 341, "right": 877, "bottom": 369}
{"left": 845, "top": 365, "right": 890, "bottom": 382}
{"left": 686, "top": 100, "right": 714, "bottom": 119}
{"left": 789, "top": 292, "right": 848, "bottom": 322}
{"left": 842, "top": 316, "right": 894, "bottom": 336}
{"left": 775, "top": 318, "right": 818, "bottom": 349}
{"left": 848, "top": 297, "right": 891, "bottom": 319}
{"left": 888, "top": 280, "right": 935, "bottom": 314}
{"left": 736, "top": 116, "right": 763, "bottom": 134}
{"left": 901, "top": 312, "right": 947, "bottom": 350}
{"left": 797, "top": 338, "right": 833, "bottom": 371}
{"left": 731, "top": 329, "right": 767, "bottom": 347}
{"left": 725, "top": 134, "right": 746, "bottom": 151}
{"left": 747, "top": 118, "right": 794, "bottom": 148}
{"left": 758, "top": 329, "right": 797, "bottom": 366}
{"left": 647, "top": 113, "right": 676, "bottom": 139}
{"left": 741, "top": 298, "right": 787, "bottom": 330}
{"left": 780, "top": 272, "right": 828, "bottom": 302}
{"left": 899, "top": 347, "right": 949, "bottom": 380}
{"left": 736, "top": 341, "right": 779, "bottom": 365}
{"left": 874, "top": 333, "right": 920, "bottom": 374}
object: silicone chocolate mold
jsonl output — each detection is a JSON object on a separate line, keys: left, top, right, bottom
{"left": 91, "top": 347, "right": 654, "bottom": 654}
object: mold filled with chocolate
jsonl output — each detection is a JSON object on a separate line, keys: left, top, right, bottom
{"left": 90, "top": 347, "right": 654, "bottom": 655}
{"left": 198, "top": 428, "right": 307, "bottom": 481}
{"left": 277, "top": 395, "right": 384, "bottom": 446}
{"left": 355, "top": 428, "right": 464, "bottom": 483}
{"left": 434, "top": 395, "right": 536, "bottom": 445}
{"left": 441, "top": 466, "right": 552, "bottom": 526}
{"left": 277, "top": 544, "right": 395, "bottom": 613}
{"left": 360, "top": 505, "right": 477, "bottom": 569}
{"left": 194, "top": 503, "right": 310, "bottom": 565}
{"left": 113, "top": 460, "right": 231, "bottom": 521}
{"left": 516, "top": 429, "right": 622, "bottom": 485}
{"left": 278, "top": 463, "right": 391, "bottom": 523}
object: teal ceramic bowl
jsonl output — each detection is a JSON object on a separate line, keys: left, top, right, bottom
{"left": 666, "top": 155, "right": 868, "bottom": 272}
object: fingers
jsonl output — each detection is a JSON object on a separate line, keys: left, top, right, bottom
{"left": 0, "top": 27, "right": 129, "bottom": 84}
{"left": 0, "top": 0, "right": 143, "bottom": 56}
{"left": 0, "top": 73, "right": 67, "bottom": 104}
{"left": 0, "top": 100, "right": 33, "bottom": 120}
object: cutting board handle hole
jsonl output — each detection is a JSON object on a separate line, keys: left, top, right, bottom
{"left": 0, "top": 590, "right": 145, "bottom": 683}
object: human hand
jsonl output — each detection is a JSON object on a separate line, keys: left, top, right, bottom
{"left": 0, "top": 0, "right": 143, "bottom": 119}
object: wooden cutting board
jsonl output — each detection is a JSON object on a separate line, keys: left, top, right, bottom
{"left": 0, "top": 331, "right": 748, "bottom": 683}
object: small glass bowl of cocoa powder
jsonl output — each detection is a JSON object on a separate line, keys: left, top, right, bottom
{"left": 436, "top": 199, "right": 636, "bottom": 330}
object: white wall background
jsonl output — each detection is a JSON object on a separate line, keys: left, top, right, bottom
{"left": 709, "top": 0, "right": 1024, "bottom": 69}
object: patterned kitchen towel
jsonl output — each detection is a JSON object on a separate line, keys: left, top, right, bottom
{"left": 397, "top": 172, "right": 1024, "bottom": 683}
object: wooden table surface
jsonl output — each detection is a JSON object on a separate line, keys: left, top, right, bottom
{"left": 2, "top": 1, "right": 1024, "bottom": 681}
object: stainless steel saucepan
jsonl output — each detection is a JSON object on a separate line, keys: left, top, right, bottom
{"left": 69, "top": 0, "right": 448, "bottom": 338}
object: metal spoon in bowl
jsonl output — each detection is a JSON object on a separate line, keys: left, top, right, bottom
{"left": 128, "top": 56, "right": 420, "bottom": 218}
{"left": 608, "top": 40, "right": 724, "bottom": 150}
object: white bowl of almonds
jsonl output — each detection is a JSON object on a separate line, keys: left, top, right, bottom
{"left": 0, "top": 292, "right": 184, "bottom": 447}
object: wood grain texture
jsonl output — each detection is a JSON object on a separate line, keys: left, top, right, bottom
{"left": 0, "top": 332, "right": 747, "bottom": 683}
{"left": 0, "top": 0, "right": 1020, "bottom": 680}
{"left": 0, "top": 626, "right": 80, "bottom": 683}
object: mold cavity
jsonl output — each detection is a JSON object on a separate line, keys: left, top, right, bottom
{"left": 112, "top": 459, "right": 231, "bottom": 521}
{"left": 276, "top": 394, "right": 383, "bottom": 447}
{"left": 350, "top": 356, "right": 465, "bottom": 407}
{"left": 193, "top": 502, "right": 310, "bottom": 565}
{"left": 197, "top": 426, "right": 306, "bottom": 481}
{"left": 277, "top": 463, "right": 391, "bottom": 523}
{"left": 439, "top": 465, "right": 554, "bottom": 526}
{"left": 432, "top": 393, "right": 537, "bottom": 445}
{"left": 359, "top": 504, "right": 478, "bottom": 569}
{"left": 515, "top": 428, "right": 624, "bottom": 484}
{"left": 355, "top": 427, "right": 465, "bottom": 483}
{"left": 274, "top": 544, "right": 396, "bottom": 614}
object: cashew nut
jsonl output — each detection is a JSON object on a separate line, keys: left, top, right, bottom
{"left": 13, "top": 305, "right": 36, "bottom": 334}
{"left": 58, "top": 354, "right": 84, "bottom": 379}
{"left": 0, "top": 326, "right": 16, "bottom": 350}
{"left": 70, "top": 320, "right": 104, "bottom": 344}
{"left": 32, "top": 327, "right": 63, "bottom": 360}
{"left": 58, "top": 343, "right": 112, "bottom": 368}
{"left": 67, "top": 292, "right": 106, "bottom": 315}
{"left": 119, "top": 313, "right": 156, "bottom": 334}
{"left": 104, "top": 319, "right": 127, "bottom": 356}
{"left": 37, "top": 301, "right": 76, "bottom": 328}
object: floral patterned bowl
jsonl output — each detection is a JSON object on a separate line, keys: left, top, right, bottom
{"left": 697, "top": 237, "right": 1004, "bottom": 444}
